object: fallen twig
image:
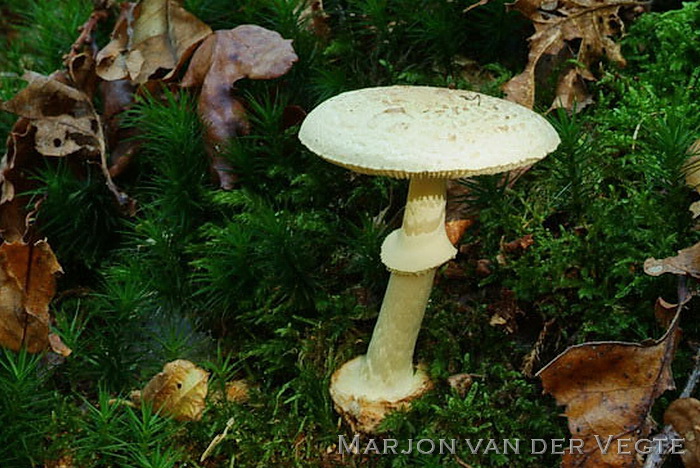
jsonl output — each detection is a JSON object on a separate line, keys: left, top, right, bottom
{"left": 64, "top": 5, "right": 109, "bottom": 62}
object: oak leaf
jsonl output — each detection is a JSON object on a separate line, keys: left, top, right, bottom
{"left": 504, "top": 0, "right": 645, "bottom": 111}
{"left": 96, "top": 0, "right": 212, "bottom": 84}
{"left": 664, "top": 398, "right": 700, "bottom": 468}
{"left": 538, "top": 313, "right": 680, "bottom": 467}
{"left": 140, "top": 359, "right": 209, "bottom": 421}
{"left": 0, "top": 240, "right": 68, "bottom": 355}
{"left": 181, "top": 25, "right": 298, "bottom": 189}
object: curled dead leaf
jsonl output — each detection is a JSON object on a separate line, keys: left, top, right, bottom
{"left": 96, "top": 0, "right": 212, "bottom": 84}
{"left": 298, "top": 0, "right": 330, "bottom": 38}
{"left": 655, "top": 297, "right": 678, "bottom": 328}
{"left": 664, "top": 398, "right": 700, "bottom": 468}
{"left": 48, "top": 332, "right": 72, "bottom": 357}
{"left": 100, "top": 79, "right": 140, "bottom": 177}
{"left": 2, "top": 72, "right": 102, "bottom": 158}
{"left": 0, "top": 118, "right": 40, "bottom": 242}
{"left": 538, "top": 311, "right": 680, "bottom": 467}
{"left": 0, "top": 71, "right": 131, "bottom": 213}
{"left": 475, "top": 258, "right": 492, "bottom": 276}
{"left": 181, "top": 25, "right": 298, "bottom": 189}
{"left": 141, "top": 359, "right": 209, "bottom": 421}
{"left": 504, "top": 0, "right": 646, "bottom": 111}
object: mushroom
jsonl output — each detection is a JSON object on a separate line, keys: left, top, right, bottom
{"left": 299, "top": 85, "right": 560, "bottom": 432}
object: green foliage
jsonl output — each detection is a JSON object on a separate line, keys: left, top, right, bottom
{"left": 625, "top": 2, "right": 700, "bottom": 94}
{"left": 0, "top": 0, "right": 93, "bottom": 74}
{"left": 194, "top": 190, "right": 334, "bottom": 314}
{"left": 74, "top": 390, "right": 181, "bottom": 467}
{"left": 376, "top": 365, "right": 562, "bottom": 468}
{"left": 29, "top": 161, "right": 123, "bottom": 270}
{"left": 0, "top": 350, "right": 59, "bottom": 466}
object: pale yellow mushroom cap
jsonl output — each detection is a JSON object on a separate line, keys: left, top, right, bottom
{"left": 299, "top": 85, "right": 560, "bottom": 178}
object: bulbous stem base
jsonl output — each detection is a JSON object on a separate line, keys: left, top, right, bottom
{"left": 329, "top": 355, "right": 432, "bottom": 433}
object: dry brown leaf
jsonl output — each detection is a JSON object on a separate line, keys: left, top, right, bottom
{"left": 655, "top": 297, "right": 678, "bottom": 329}
{"left": 96, "top": 0, "right": 211, "bottom": 84}
{"left": 2, "top": 72, "right": 102, "bottom": 158}
{"left": 181, "top": 25, "right": 298, "bottom": 189}
{"left": 644, "top": 242, "right": 700, "bottom": 279}
{"left": 445, "top": 219, "right": 474, "bottom": 246}
{"left": 445, "top": 180, "right": 474, "bottom": 245}
{"left": 502, "top": 234, "right": 535, "bottom": 253}
{"left": 1, "top": 71, "right": 130, "bottom": 211}
{"left": 538, "top": 312, "right": 680, "bottom": 467}
{"left": 100, "top": 79, "right": 140, "bottom": 177}
{"left": 0, "top": 240, "right": 66, "bottom": 354}
{"left": 664, "top": 398, "right": 700, "bottom": 468}
{"left": 475, "top": 258, "right": 492, "bottom": 276}
{"left": 66, "top": 51, "right": 99, "bottom": 99}
{"left": 504, "top": 0, "right": 645, "bottom": 111}
{"left": 552, "top": 67, "right": 594, "bottom": 112}
{"left": 141, "top": 359, "right": 209, "bottom": 421}
{"left": 442, "top": 260, "right": 468, "bottom": 280}
{"left": 0, "top": 118, "right": 40, "bottom": 242}
{"left": 48, "top": 332, "right": 72, "bottom": 357}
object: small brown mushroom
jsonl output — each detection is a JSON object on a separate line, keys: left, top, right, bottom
{"left": 299, "top": 85, "right": 560, "bottom": 432}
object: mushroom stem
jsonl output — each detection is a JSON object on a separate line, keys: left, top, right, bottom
{"left": 364, "top": 269, "right": 436, "bottom": 394}
{"left": 380, "top": 177, "right": 455, "bottom": 273}
{"left": 330, "top": 177, "right": 452, "bottom": 430}
{"left": 364, "top": 177, "right": 450, "bottom": 393}
{"left": 402, "top": 177, "right": 448, "bottom": 236}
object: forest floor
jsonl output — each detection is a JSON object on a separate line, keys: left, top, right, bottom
{"left": 1, "top": 0, "right": 699, "bottom": 467}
